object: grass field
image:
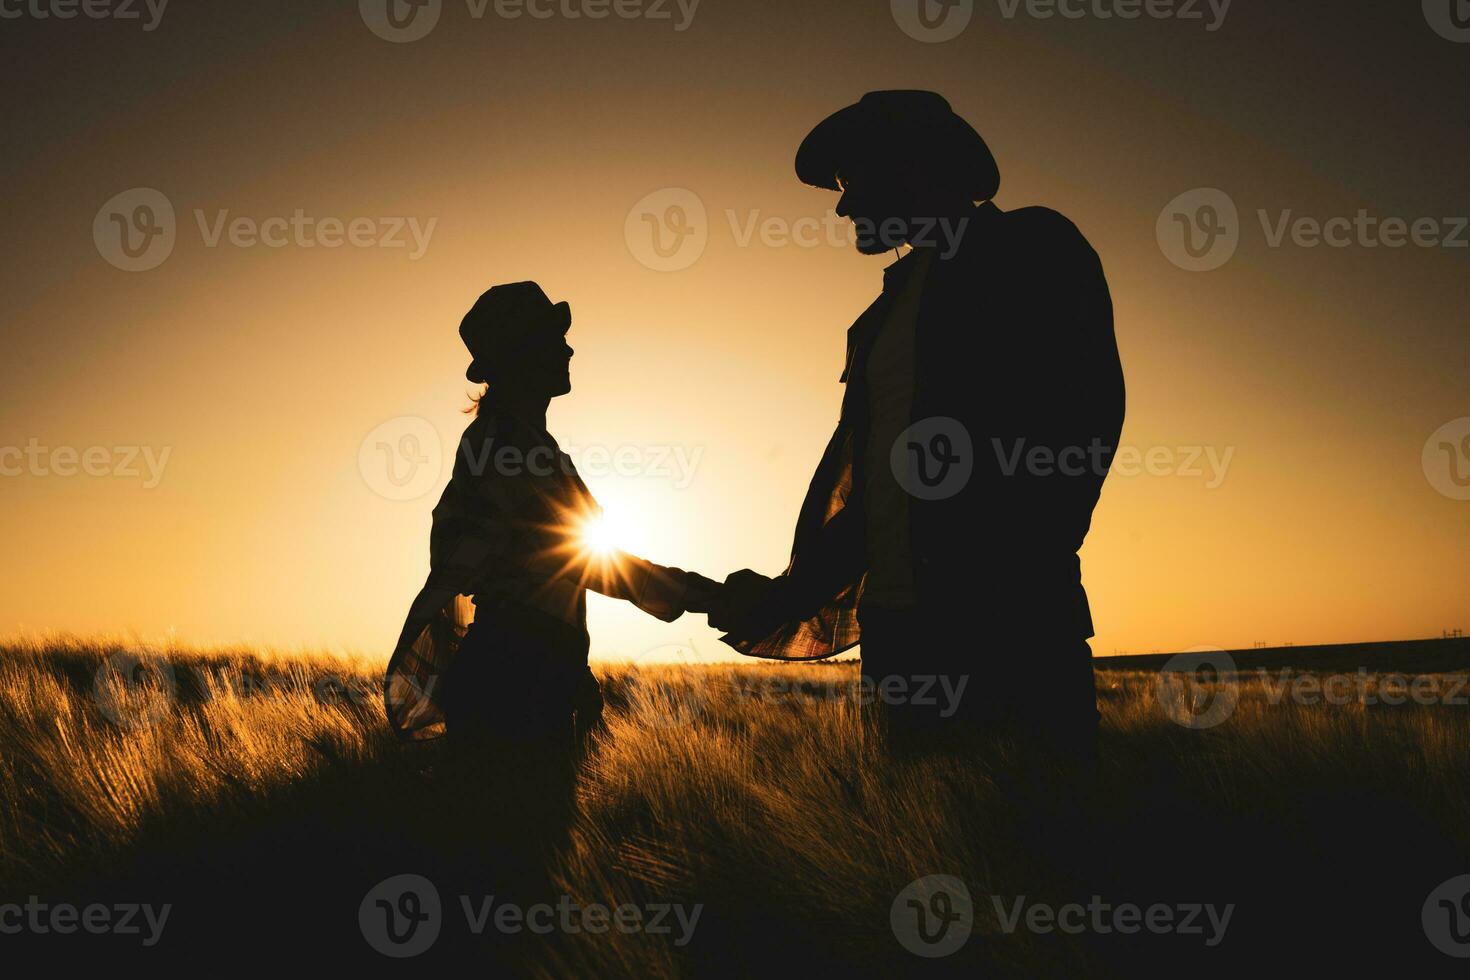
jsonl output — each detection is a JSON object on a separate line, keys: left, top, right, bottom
{"left": 3, "top": 635, "right": 1470, "bottom": 975}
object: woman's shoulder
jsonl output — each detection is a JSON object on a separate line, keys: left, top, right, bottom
{"left": 452, "top": 413, "right": 496, "bottom": 479}
{"left": 451, "top": 412, "right": 581, "bottom": 494}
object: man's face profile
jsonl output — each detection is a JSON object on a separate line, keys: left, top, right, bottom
{"left": 835, "top": 160, "right": 920, "bottom": 255}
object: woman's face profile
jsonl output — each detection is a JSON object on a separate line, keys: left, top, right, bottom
{"left": 509, "top": 323, "right": 574, "bottom": 399}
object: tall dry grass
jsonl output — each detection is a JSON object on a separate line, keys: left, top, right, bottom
{"left": 2, "top": 638, "right": 1468, "bottom": 975}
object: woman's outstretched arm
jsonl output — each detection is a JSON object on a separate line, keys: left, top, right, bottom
{"left": 580, "top": 553, "right": 720, "bottom": 623}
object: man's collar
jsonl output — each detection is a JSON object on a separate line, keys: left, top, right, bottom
{"left": 882, "top": 246, "right": 932, "bottom": 292}
{"left": 880, "top": 201, "right": 1000, "bottom": 290}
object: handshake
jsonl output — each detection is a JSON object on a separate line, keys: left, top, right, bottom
{"left": 677, "top": 569, "right": 786, "bottom": 637}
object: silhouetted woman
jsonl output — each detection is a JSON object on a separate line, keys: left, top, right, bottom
{"left": 385, "top": 282, "right": 714, "bottom": 747}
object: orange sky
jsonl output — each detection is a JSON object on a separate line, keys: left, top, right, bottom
{"left": 1, "top": 2, "right": 1466, "bottom": 661}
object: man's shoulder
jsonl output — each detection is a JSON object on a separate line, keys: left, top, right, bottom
{"left": 997, "top": 205, "right": 1094, "bottom": 252}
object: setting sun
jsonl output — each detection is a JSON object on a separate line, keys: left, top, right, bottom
{"left": 580, "top": 512, "right": 627, "bottom": 558}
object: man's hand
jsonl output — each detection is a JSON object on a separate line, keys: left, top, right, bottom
{"left": 707, "top": 569, "right": 779, "bottom": 635}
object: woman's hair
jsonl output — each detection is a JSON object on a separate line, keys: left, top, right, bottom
{"left": 465, "top": 384, "right": 490, "bottom": 416}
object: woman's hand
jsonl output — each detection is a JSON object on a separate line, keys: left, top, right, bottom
{"left": 679, "top": 571, "right": 724, "bottom": 614}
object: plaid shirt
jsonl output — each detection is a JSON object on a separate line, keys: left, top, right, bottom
{"left": 385, "top": 411, "right": 688, "bottom": 739}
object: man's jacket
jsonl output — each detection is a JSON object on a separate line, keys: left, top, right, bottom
{"left": 726, "top": 201, "right": 1125, "bottom": 660}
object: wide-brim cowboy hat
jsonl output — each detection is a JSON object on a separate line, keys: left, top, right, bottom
{"left": 795, "top": 90, "right": 1000, "bottom": 202}
{"left": 459, "top": 281, "right": 571, "bottom": 384}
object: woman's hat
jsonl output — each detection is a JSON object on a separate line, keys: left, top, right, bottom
{"left": 459, "top": 281, "right": 571, "bottom": 384}
{"left": 795, "top": 90, "right": 1000, "bottom": 202}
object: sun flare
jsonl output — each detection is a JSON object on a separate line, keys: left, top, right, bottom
{"left": 580, "top": 512, "right": 626, "bottom": 558}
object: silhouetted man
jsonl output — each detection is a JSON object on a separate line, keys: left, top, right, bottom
{"left": 709, "top": 91, "right": 1125, "bottom": 762}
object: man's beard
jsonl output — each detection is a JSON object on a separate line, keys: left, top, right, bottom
{"left": 851, "top": 216, "right": 909, "bottom": 254}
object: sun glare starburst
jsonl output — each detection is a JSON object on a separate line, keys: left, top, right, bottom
{"left": 580, "top": 512, "right": 625, "bottom": 558}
